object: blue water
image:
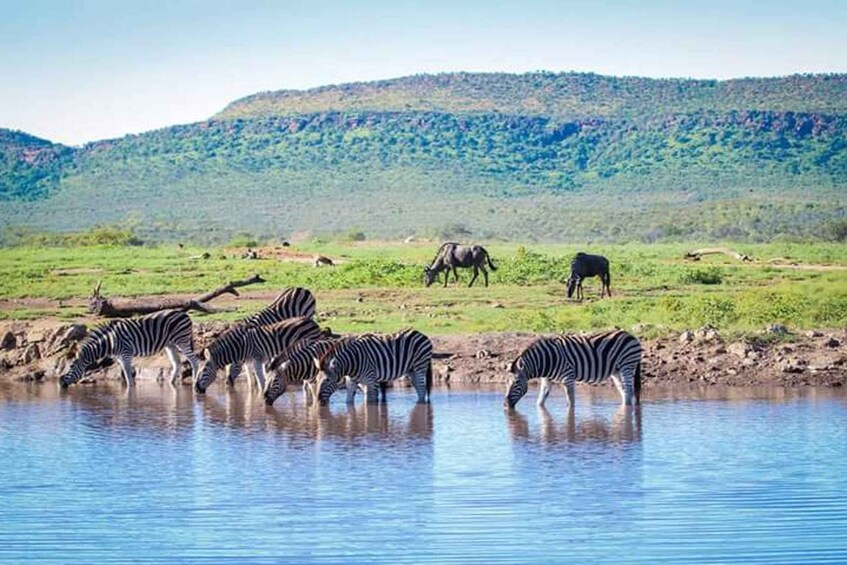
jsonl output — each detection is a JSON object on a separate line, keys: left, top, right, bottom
{"left": 1, "top": 382, "right": 846, "bottom": 564}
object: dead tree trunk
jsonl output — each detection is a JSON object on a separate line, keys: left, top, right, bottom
{"left": 88, "top": 275, "right": 266, "bottom": 318}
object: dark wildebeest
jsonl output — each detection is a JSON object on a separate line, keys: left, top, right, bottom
{"left": 566, "top": 252, "right": 611, "bottom": 300}
{"left": 424, "top": 242, "right": 497, "bottom": 288}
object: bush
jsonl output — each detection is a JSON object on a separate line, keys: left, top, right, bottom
{"left": 678, "top": 266, "right": 723, "bottom": 285}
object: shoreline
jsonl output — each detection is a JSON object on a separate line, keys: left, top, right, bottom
{"left": 1, "top": 320, "right": 844, "bottom": 388}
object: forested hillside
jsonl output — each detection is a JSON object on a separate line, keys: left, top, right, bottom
{"left": 1, "top": 72, "right": 846, "bottom": 243}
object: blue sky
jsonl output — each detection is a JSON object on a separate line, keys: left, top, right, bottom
{"left": 2, "top": 0, "right": 845, "bottom": 145}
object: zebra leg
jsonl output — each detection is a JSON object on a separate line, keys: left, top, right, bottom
{"left": 411, "top": 369, "right": 428, "bottom": 404}
{"left": 117, "top": 354, "right": 135, "bottom": 387}
{"left": 253, "top": 360, "right": 267, "bottom": 391}
{"left": 226, "top": 363, "right": 242, "bottom": 387}
{"left": 619, "top": 368, "right": 635, "bottom": 406}
{"left": 468, "top": 266, "right": 478, "bottom": 287}
{"left": 303, "top": 381, "right": 314, "bottom": 405}
{"left": 536, "top": 377, "right": 551, "bottom": 407}
{"left": 562, "top": 378, "right": 575, "bottom": 407}
{"left": 164, "top": 346, "right": 182, "bottom": 385}
{"left": 180, "top": 347, "right": 200, "bottom": 385}
{"left": 364, "top": 382, "right": 380, "bottom": 404}
{"left": 610, "top": 374, "right": 627, "bottom": 405}
{"left": 345, "top": 376, "right": 357, "bottom": 404}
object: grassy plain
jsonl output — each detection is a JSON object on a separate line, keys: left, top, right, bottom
{"left": 0, "top": 241, "right": 845, "bottom": 337}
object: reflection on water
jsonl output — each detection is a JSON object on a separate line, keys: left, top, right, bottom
{"left": 507, "top": 405, "right": 642, "bottom": 444}
{"left": 1, "top": 382, "right": 846, "bottom": 564}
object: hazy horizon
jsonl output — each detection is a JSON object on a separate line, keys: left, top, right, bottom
{"left": 2, "top": 0, "right": 845, "bottom": 145}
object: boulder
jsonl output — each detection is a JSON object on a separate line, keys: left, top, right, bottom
{"left": 1, "top": 331, "right": 16, "bottom": 351}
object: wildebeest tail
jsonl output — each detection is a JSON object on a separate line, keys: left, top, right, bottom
{"left": 486, "top": 253, "right": 497, "bottom": 271}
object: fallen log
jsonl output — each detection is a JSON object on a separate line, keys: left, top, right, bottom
{"left": 684, "top": 248, "right": 753, "bottom": 262}
{"left": 88, "top": 275, "right": 266, "bottom": 318}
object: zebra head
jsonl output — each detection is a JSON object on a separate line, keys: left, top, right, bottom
{"left": 314, "top": 356, "right": 342, "bottom": 406}
{"left": 59, "top": 357, "right": 88, "bottom": 388}
{"left": 194, "top": 355, "right": 218, "bottom": 394}
{"left": 263, "top": 360, "right": 289, "bottom": 406}
{"left": 504, "top": 357, "right": 529, "bottom": 409}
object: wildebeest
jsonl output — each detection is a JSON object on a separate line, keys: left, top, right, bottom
{"left": 424, "top": 242, "right": 497, "bottom": 287}
{"left": 566, "top": 252, "right": 611, "bottom": 300}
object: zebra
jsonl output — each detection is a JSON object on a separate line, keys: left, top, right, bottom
{"left": 263, "top": 338, "right": 390, "bottom": 406}
{"left": 504, "top": 329, "right": 642, "bottom": 409}
{"left": 313, "top": 329, "right": 433, "bottom": 406}
{"left": 59, "top": 309, "right": 199, "bottom": 388}
{"left": 194, "top": 317, "right": 322, "bottom": 394}
{"left": 424, "top": 242, "right": 497, "bottom": 288}
{"left": 566, "top": 252, "right": 611, "bottom": 300}
{"left": 263, "top": 338, "right": 337, "bottom": 406}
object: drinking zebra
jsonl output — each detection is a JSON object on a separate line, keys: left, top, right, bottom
{"left": 194, "top": 317, "right": 322, "bottom": 393}
{"left": 313, "top": 329, "right": 433, "bottom": 405}
{"left": 263, "top": 338, "right": 389, "bottom": 406}
{"left": 424, "top": 242, "right": 497, "bottom": 288}
{"left": 566, "top": 252, "right": 611, "bottom": 300}
{"left": 504, "top": 329, "right": 642, "bottom": 409}
{"left": 59, "top": 309, "right": 199, "bottom": 388}
{"left": 263, "top": 338, "right": 337, "bottom": 406}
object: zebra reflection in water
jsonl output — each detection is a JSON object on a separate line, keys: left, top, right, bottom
{"left": 507, "top": 405, "right": 641, "bottom": 444}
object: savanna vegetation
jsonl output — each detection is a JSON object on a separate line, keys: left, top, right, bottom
{"left": 1, "top": 73, "right": 845, "bottom": 243}
{"left": 1, "top": 238, "right": 844, "bottom": 338}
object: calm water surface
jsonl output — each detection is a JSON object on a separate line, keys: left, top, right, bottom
{"left": 1, "top": 381, "right": 846, "bottom": 564}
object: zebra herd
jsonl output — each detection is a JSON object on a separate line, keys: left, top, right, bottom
{"left": 59, "top": 286, "right": 643, "bottom": 409}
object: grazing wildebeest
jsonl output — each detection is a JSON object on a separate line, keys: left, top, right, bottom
{"left": 424, "top": 242, "right": 497, "bottom": 288}
{"left": 566, "top": 252, "right": 611, "bottom": 300}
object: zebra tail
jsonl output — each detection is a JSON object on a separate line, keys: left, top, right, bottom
{"left": 634, "top": 361, "right": 642, "bottom": 405}
{"left": 486, "top": 254, "right": 498, "bottom": 271}
{"left": 426, "top": 362, "right": 433, "bottom": 400}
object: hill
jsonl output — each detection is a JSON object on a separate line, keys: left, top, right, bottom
{"left": 218, "top": 72, "right": 847, "bottom": 120}
{"left": 1, "top": 72, "right": 846, "bottom": 243}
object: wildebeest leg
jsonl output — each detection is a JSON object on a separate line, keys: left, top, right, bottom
{"left": 481, "top": 264, "right": 489, "bottom": 287}
{"left": 605, "top": 272, "right": 612, "bottom": 297}
{"left": 468, "top": 265, "right": 479, "bottom": 287}
{"left": 452, "top": 265, "right": 460, "bottom": 284}
{"left": 442, "top": 268, "right": 448, "bottom": 287}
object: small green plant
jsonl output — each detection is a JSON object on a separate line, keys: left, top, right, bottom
{"left": 678, "top": 266, "right": 723, "bottom": 285}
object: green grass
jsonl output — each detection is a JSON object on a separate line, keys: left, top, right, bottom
{"left": 1, "top": 242, "right": 845, "bottom": 336}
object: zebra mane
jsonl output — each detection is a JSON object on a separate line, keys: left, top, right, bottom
{"left": 78, "top": 319, "right": 122, "bottom": 348}
{"left": 268, "top": 337, "right": 334, "bottom": 371}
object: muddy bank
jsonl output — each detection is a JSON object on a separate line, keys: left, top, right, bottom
{"left": 0, "top": 320, "right": 844, "bottom": 388}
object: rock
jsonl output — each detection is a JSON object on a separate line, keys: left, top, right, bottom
{"left": 766, "top": 323, "right": 790, "bottom": 335}
{"left": 805, "top": 330, "right": 824, "bottom": 338}
{"left": 696, "top": 325, "right": 720, "bottom": 341}
{"left": 714, "top": 346, "right": 727, "bottom": 354}
{"left": 632, "top": 323, "right": 652, "bottom": 334}
{"left": 728, "top": 342, "right": 751, "bottom": 358}
{"left": 679, "top": 331, "right": 695, "bottom": 344}
{"left": 1, "top": 331, "right": 16, "bottom": 351}
{"left": 825, "top": 337, "right": 841, "bottom": 348}
{"left": 22, "top": 344, "right": 41, "bottom": 364}
{"left": 491, "top": 303, "right": 504, "bottom": 309}
{"left": 781, "top": 362, "right": 805, "bottom": 374}
{"left": 58, "top": 324, "right": 87, "bottom": 348}
{"left": 475, "top": 349, "right": 493, "bottom": 359}
{"left": 726, "top": 368, "right": 738, "bottom": 376}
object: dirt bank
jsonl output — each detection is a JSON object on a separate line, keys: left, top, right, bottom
{"left": 1, "top": 320, "right": 844, "bottom": 388}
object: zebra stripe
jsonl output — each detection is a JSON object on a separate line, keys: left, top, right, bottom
{"left": 194, "top": 316, "right": 322, "bottom": 393}
{"left": 240, "top": 287, "right": 316, "bottom": 327}
{"left": 314, "top": 329, "right": 433, "bottom": 405}
{"left": 263, "top": 338, "right": 337, "bottom": 406}
{"left": 505, "top": 329, "right": 642, "bottom": 408}
{"left": 59, "top": 309, "right": 199, "bottom": 388}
